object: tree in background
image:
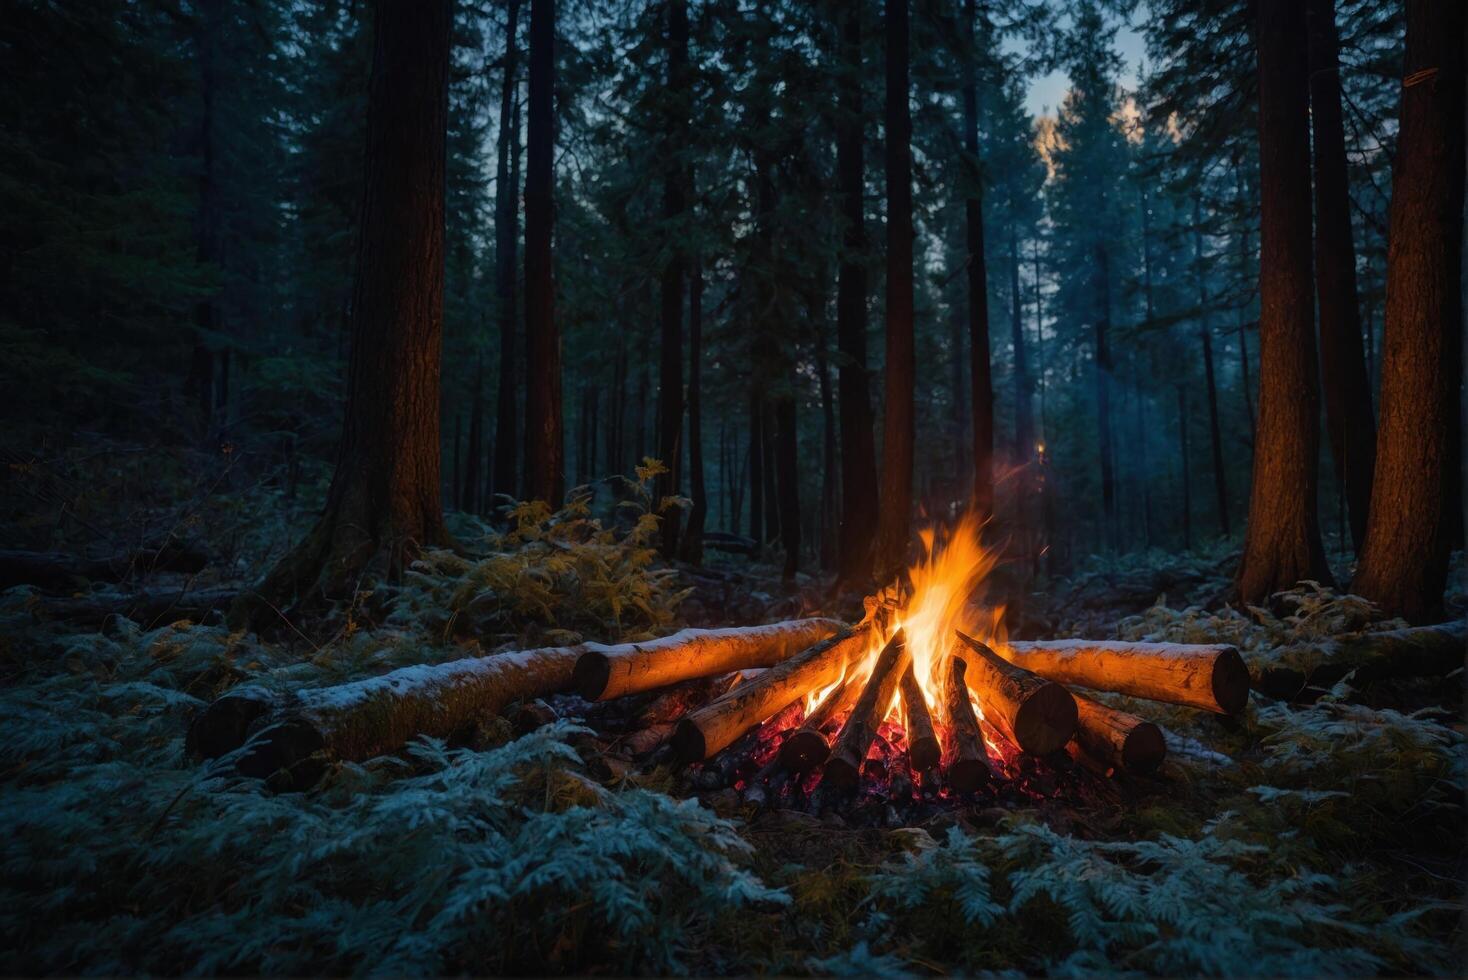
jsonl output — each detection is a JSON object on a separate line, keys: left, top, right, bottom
{"left": 656, "top": 0, "right": 690, "bottom": 558}
{"left": 961, "top": 0, "right": 995, "bottom": 524}
{"left": 1237, "top": 0, "right": 1332, "bottom": 602}
{"left": 491, "top": 0, "right": 523, "bottom": 503}
{"left": 1352, "top": 0, "right": 1465, "bottom": 621}
{"left": 235, "top": 0, "right": 453, "bottom": 625}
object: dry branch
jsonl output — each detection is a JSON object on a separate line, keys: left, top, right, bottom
{"left": 573, "top": 617, "right": 844, "bottom": 700}
{"left": 942, "top": 654, "right": 990, "bottom": 792}
{"left": 1001, "top": 638, "right": 1250, "bottom": 714}
{"left": 671, "top": 628, "right": 869, "bottom": 762}
{"left": 956, "top": 631, "right": 1077, "bottom": 756}
{"left": 1071, "top": 692, "right": 1166, "bottom": 775}
{"left": 823, "top": 630, "right": 909, "bottom": 787}
{"left": 898, "top": 662, "right": 940, "bottom": 772}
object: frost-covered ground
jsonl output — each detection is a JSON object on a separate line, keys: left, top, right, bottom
{"left": 1, "top": 462, "right": 1463, "bottom": 974}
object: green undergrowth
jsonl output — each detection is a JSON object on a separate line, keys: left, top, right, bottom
{"left": 1, "top": 540, "right": 1463, "bottom": 973}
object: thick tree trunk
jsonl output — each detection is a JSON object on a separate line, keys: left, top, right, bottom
{"left": 963, "top": 0, "right": 994, "bottom": 522}
{"left": 1352, "top": 0, "right": 1465, "bottom": 621}
{"left": 656, "top": 0, "right": 688, "bottom": 558}
{"left": 233, "top": 0, "right": 451, "bottom": 627}
{"left": 835, "top": 1, "right": 879, "bottom": 589}
{"left": 1307, "top": 0, "right": 1376, "bottom": 553}
{"left": 522, "top": 0, "right": 562, "bottom": 507}
{"left": 492, "top": 0, "right": 522, "bottom": 502}
{"left": 874, "top": 0, "right": 915, "bottom": 581}
{"left": 1238, "top": 0, "right": 1332, "bottom": 601}
{"left": 682, "top": 252, "right": 707, "bottom": 563}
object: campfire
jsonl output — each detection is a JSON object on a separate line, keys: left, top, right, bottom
{"left": 189, "top": 515, "right": 1249, "bottom": 804}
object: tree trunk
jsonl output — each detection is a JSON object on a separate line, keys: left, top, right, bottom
{"left": 762, "top": 398, "right": 781, "bottom": 545}
{"left": 963, "top": 0, "right": 994, "bottom": 523}
{"left": 607, "top": 332, "right": 626, "bottom": 475}
{"left": 1234, "top": 164, "right": 1257, "bottom": 439}
{"left": 1008, "top": 219, "right": 1032, "bottom": 462}
{"left": 464, "top": 354, "right": 484, "bottom": 512}
{"left": 233, "top": 0, "right": 451, "bottom": 628}
{"left": 657, "top": 0, "right": 688, "bottom": 557}
{"left": 1094, "top": 245, "right": 1115, "bottom": 548}
{"left": 522, "top": 0, "right": 562, "bottom": 507}
{"left": 774, "top": 391, "right": 801, "bottom": 580}
{"left": 1237, "top": 0, "right": 1332, "bottom": 601}
{"left": 1177, "top": 384, "right": 1192, "bottom": 550}
{"left": 835, "top": 1, "right": 879, "bottom": 588}
{"left": 874, "top": 0, "right": 915, "bottom": 581}
{"left": 187, "top": 0, "right": 221, "bottom": 437}
{"left": 1307, "top": 0, "right": 1376, "bottom": 553}
{"left": 1352, "top": 0, "right": 1465, "bottom": 621}
{"left": 682, "top": 251, "right": 708, "bottom": 563}
{"left": 815, "top": 292, "right": 840, "bottom": 572}
{"left": 492, "top": 0, "right": 522, "bottom": 502}
{"left": 1195, "top": 198, "right": 1230, "bottom": 537}
{"left": 748, "top": 388, "right": 764, "bottom": 553}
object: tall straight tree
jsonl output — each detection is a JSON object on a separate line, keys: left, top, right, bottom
{"left": 1352, "top": 0, "right": 1465, "bottom": 621}
{"left": 682, "top": 251, "right": 707, "bottom": 563}
{"left": 834, "top": 0, "right": 879, "bottom": 587}
{"left": 522, "top": 0, "right": 562, "bottom": 506}
{"left": 491, "top": 0, "right": 522, "bottom": 501}
{"left": 873, "top": 0, "right": 915, "bottom": 582}
{"left": 1237, "top": 0, "right": 1331, "bottom": 601}
{"left": 1307, "top": 0, "right": 1375, "bottom": 552}
{"left": 656, "top": 0, "right": 688, "bottom": 557}
{"left": 962, "top": 0, "right": 994, "bottom": 523}
{"left": 235, "top": 0, "right": 452, "bottom": 626}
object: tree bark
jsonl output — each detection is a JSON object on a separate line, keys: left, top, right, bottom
{"left": 816, "top": 297, "right": 840, "bottom": 572}
{"left": 824, "top": 630, "right": 910, "bottom": 786}
{"left": 233, "top": 0, "right": 451, "bottom": 627}
{"left": 874, "top": 0, "right": 915, "bottom": 581}
{"left": 941, "top": 654, "right": 990, "bottom": 791}
{"left": 491, "top": 0, "right": 522, "bottom": 503}
{"left": 1201, "top": 327, "right": 1229, "bottom": 537}
{"left": 464, "top": 354, "right": 485, "bottom": 512}
{"left": 1351, "top": 0, "right": 1465, "bottom": 621}
{"left": 1094, "top": 245, "right": 1115, "bottom": 547}
{"left": 963, "top": 0, "right": 994, "bottom": 522}
{"left": 1072, "top": 693, "right": 1165, "bottom": 775}
{"left": 955, "top": 632, "right": 1077, "bottom": 756}
{"left": 1307, "top": 0, "right": 1376, "bottom": 553}
{"left": 775, "top": 392, "right": 801, "bottom": 580}
{"left": 656, "top": 0, "right": 688, "bottom": 558}
{"left": 682, "top": 251, "right": 708, "bottom": 563}
{"left": 522, "top": 0, "right": 562, "bottom": 507}
{"left": 897, "top": 661, "right": 940, "bottom": 771}
{"left": 748, "top": 389, "right": 763, "bottom": 553}
{"left": 1177, "top": 384, "right": 1192, "bottom": 549}
{"left": 1002, "top": 638, "right": 1251, "bottom": 715}
{"left": 1008, "top": 219, "right": 1032, "bottom": 462}
{"left": 1237, "top": 0, "right": 1332, "bottom": 601}
{"left": 835, "top": 0, "right": 879, "bottom": 588}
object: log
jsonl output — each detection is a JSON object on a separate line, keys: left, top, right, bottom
{"left": 36, "top": 586, "right": 240, "bottom": 627}
{"left": 1256, "top": 621, "right": 1466, "bottom": 699}
{"left": 823, "top": 630, "right": 910, "bottom": 787}
{"left": 897, "top": 662, "right": 940, "bottom": 772}
{"left": 955, "top": 631, "right": 1077, "bottom": 756}
{"left": 191, "top": 626, "right": 774, "bottom": 786}
{"left": 574, "top": 617, "right": 842, "bottom": 700}
{"left": 672, "top": 629, "right": 870, "bottom": 762}
{"left": 1001, "top": 638, "right": 1250, "bottom": 714}
{"left": 778, "top": 671, "right": 863, "bottom": 771}
{"left": 941, "top": 654, "right": 990, "bottom": 792}
{"left": 1071, "top": 692, "right": 1165, "bottom": 775}
{"left": 0, "top": 542, "right": 208, "bottom": 590}
{"left": 618, "top": 670, "right": 756, "bottom": 758}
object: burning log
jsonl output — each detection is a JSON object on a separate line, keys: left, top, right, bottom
{"left": 897, "top": 663, "right": 940, "bottom": 772}
{"left": 672, "top": 629, "right": 870, "bottom": 762}
{"left": 619, "top": 669, "right": 759, "bottom": 758}
{"left": 1071, "top": 692, "right": 1166, "bottom": 775}
{"left": 823, "top": 630, "right": 910, "bottom": 787}
{"left": 778, "top": 672, "right": 862, "bottom": 771}
{"left": 1000, "top": 639, "right": 1250, "bottom": 715}
{"left": 941, "top": 654, "right": 990, "bottom": 792}
{"left": 955, "top": 631, "right": 1077, "bottom": 757}
{"left": 573, "top": 618, "right": 844, "bottom": 700}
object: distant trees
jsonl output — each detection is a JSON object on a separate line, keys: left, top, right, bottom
{"left": 961, "top": 0, "right": 995, "bottom": 524}
{"left": 656, "top": 0, "right": 689, "bottom": 557}
{"left": 491, "top": 0, "right": 523, "bottom": 502}
{"left": 1352, "top": 0, "right": 1465, "bottom": 621}
{"left": 236, "top": 0, "right": 453, "bottom": 624}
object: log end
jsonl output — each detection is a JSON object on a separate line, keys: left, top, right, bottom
{"left": 572, "top": 652, "right": 612, "bottom": 700}
{"left": 1012, "top": 681, "right": 1079, "bottom": 756}
{"left": 1211, "top": 646, "right": 1251, "bottom": 714}
{"left": 908, "top": 735, "right": 941, "bottom": 773}
{"left": 186, "top": 689, "right": 275, "bottom": 760}
{"left": 821, "top": 755, "right": 861, "bottom": 788}
{"left": 236, "top": 719, "right": 329, "bottom": 790}
{"left": 1121, "top": 721, "right": 1167, "bottom": 774}
{"left": 946, "top": 757, "right": 991, "bottom": 793}
{"left": 671, "top": 718, "right": 707, "bottom": 763}
{"left": 779, "top": 728, "right": 832, "bottom": 771}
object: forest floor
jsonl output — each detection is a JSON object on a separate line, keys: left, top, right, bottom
{"left": 1, "top": 436, "right": 1464, "bottom": 975}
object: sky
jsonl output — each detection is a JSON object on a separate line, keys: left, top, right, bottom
{"left": 1021, "top": 16, "right": 1148, "bottom": 119}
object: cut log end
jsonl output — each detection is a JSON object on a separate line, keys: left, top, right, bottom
{"left": 779, "top": 728, "right": 832, "bottom": 771}
{"left": 821, "top": 755, "right": 861, "bottom": 787}
{"left": 1210, "top": 646, "right": 1251, "bottom": 714}
{"left": 1121, "top": 721, "right": 1166, "bottom": 774}
{"left": 670, "top": 718, "right": 706, "bottom": 764}
{"left": 572, "top": 653, "right": 612, "bottom": 700}
{"left": 1011, "top": 681, "right": 1079, "bottom": 756}
{"left": 186, "top": 689, "right": 274, "bottom": 760}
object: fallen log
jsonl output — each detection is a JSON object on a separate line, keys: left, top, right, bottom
{"left": 0, "top": 542, "right": 208, "bottom": 591}
{"left": 1001, "top": 638, "right": 1250, "bottom": 714}
{"left": 956, "top": 631, "right": 1077, "bottom": 756}
{"left": 1071, "top": 692, "right": 1165, "bottom": 775}
{"left": 942, "top": 654, "right": 990, "bottom": 792}
{"left": 1255, "top": 621, "right": 1466, "bottom": 699}
{"left": 823, "top": 630, "right": 909, "bottom": 787}
{"left": 672, "top": 628, "right": 870, "bottom": 763}
{"left": 897, "top": 662, "right": 940, "bottom": 772}
{"left": 777, "top": 671, "right": 862, "bottom": 771}
{"left": 574, "top": 617, "right": 843, "bottom": 700}
{"left": 191, "top": 626, "right": 781, "bottom": 786}
{"left": 35, "top": 586, "right": 240, "bottom": 627}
